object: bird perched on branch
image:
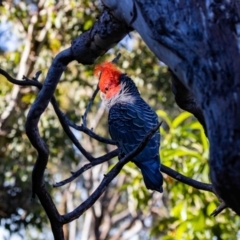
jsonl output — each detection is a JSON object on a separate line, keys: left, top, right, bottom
{"left": 94, "top": 62, "right": 163, "bottom": 193}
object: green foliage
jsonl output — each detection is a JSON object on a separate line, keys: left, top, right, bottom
{"left": 118, "top": 111, "right": 240, "bottom": 240}
{"left": 0, "top": 1, "right": 239, "bottom": 239}
{"left": 149, "top": 111, "right": 240, "bottom": 240}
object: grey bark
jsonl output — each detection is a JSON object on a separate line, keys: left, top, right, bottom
{"left": 103, "top": 0, "right": 240, "bottom": 215}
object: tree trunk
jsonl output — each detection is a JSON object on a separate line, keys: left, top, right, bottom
{"left": 103, "top": 0, "right": 240, "bottom": 214}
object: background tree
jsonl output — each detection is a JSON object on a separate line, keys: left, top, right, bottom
{"left": 0, "top": 0, "right": 239, "bottom": 240}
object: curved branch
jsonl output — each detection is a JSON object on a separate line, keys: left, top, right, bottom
{"left": 1, "top": 8, "right": 130, "bottom": 239}
{"left": 0, "top": 69, "right": 42, "bottom": 88}
{"left": 25, "top": 48, "right": 73, "bottom": 239}
{"left": 61, "top": 122, "right": 161, "bottom": 224}
{"left": 160, "top": 165, "right": 227, "bottom": 216}
{"left": 82, "top": 85, "right": 100, "bottom": 127}
{"left": 211, "top": 201, "right": 227, "bottom": 217}
{"left": 0, "top": 66, "right": 229, "bottom": 218}
{"left": 67, "top": 120, "right": 117, "bottom": 145}
{"left": 161, "top": 165, "right": 213, "bottom": 193}
{"left": 53, "top": 149, "right": 118, "bottom": 188}
{"left": 0, "top": 68, "right": 116, "bottom": 149}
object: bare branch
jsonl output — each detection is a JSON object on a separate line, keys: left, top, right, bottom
{"left": 61, "top": 122, "right": 161, "bottom": 224}
{"left": 53, "top": 149, "right": 118, "bottom": 188}
{"left": 82, "top": 85, "right": 99, "bottom": 127}
{"left": 0, "top": 68, "right": 117, "bottom": 155}
{"left": 161, "top": 165, "right": 213, "bottom": 193}
{"left": 52, "top": 97, "right": 120, "bottom": 165}
{"left": 0, "top": 67, "right": 105, "bottom": 161}
{"left": 56, "top": 152, "right": 214, "bottom": 194}
{"left": 211, "top": 201, "right": 228, "bottom": 217}
{"left": 160, "top": 164, "right": 227, "bottom": 216}
{"left": 111, "top": 52, "right": 121, "bottom": 64}
{"left": 0, "top": 7, "right": 133, "bottom": 240}
{"left": 0, "top": 68, "right": 118, "bottom": 160}
{"left": 0, "top": 68, "right": 42, "bottom": 88}
{"left": 67, "top": 120, "right": 117, "bottom": 145}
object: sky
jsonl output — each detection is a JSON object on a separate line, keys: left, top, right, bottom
{"left": 0, "top": 21, "right": 20, "bottom": 52}
{"left": 0, "top": 227, "right": 21, "bottom": 240}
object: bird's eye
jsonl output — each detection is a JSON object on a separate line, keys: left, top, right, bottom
{"left": 105, "top": 87, "right": 108, "bottom": 93}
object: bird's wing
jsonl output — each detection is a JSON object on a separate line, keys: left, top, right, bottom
{"left": 108, "top": 101, "right": 160, "bottom": 161}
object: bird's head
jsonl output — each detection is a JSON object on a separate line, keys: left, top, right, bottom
{"left": 94, "top": 62, "right": 121, "bottom": 99}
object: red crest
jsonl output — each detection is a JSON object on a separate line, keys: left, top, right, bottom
{"left": 94, "top": 62, "right": 121, "bottom": 92}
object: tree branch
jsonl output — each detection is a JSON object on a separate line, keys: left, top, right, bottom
{"left": 4, "top": 8, "right": 130, "bottom": 239}
{"left": 161, "top": 165, "right": 213, "bottom": 193}
{"left": 61, "top": 122, "right": 161, "bottom": 224}
{"left": 53, "top": 149, "right": 118, "bottom": 188}
{"left": 0, "top": 66, "right": 227, "bottom": 216}
{"left": 0, "top": 69, "right": 229, "bottom": 217}
{"left": 0, "top": 3, "right": 233, "bottom": 238}
{"left": 82, "top": 85, "right": 100, "bottom": 127}
{"left": 0, "top": 67, "right": 228, "bottom": 218}
{"left": 67, "top": 120, "right": 117, "bottom": 145}
{"left": 0, "top": 67, "right": 119, "bottom": 175}
{"left": 211, "top": 201, "right": 227, "bottom": 217}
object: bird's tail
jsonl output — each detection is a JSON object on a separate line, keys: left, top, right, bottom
{"left": 135, "top": 159, "right": 163, "bottom": 193}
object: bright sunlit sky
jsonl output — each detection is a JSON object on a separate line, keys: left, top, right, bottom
{"left": 0, "top": 227, "right": 21, "bottom": 240}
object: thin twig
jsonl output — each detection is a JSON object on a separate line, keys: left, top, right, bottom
{"left": 211, "top": 201, "right": 227, "bottom": 216}
{"left": 112, "top": 53, "right": 121, "bottom": 63}
{"left": 0, "top": 68, "right": 117, "bottom": 156}
{"left": 0, "top": 69, "right": 98, "bottom": 160}
{"left": 67, "top": 120, "right": 116, "bottom": 145}
{"left": 51, "top": 96, "right": 118, "bottom": 162}
{"left": 161, "top": 165, "right": 227, "bottom": 216}
{"left": 53, "top": 149, "right": 118, "bottom": 188}
{"left": 161, "top": 165, "right": 213, "bottom": 193}
{"left": 0, "top": 68, "right": 42, "bottom": 88}
{"left": 0, "top": 68, "right": 229, "bottom": 217}
{"left": 61, "top": 122, "right": 162, "bottom": 224}
{"left": 82, "top": 85, "right": 99, "bottom": 127}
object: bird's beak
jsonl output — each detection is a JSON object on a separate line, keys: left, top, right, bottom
{"left": 100, "top": 91, "right": 106, "bottom": 101}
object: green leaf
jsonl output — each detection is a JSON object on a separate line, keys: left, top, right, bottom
{"left": 157, "top": 110, "right": 173, "bottom": 128}
{"left": 172, "top": 111, "right": 192, "bottom": 128}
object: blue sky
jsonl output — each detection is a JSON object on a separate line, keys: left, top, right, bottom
{"left": 0, "top": 21, "right": 20, "bottom": 52}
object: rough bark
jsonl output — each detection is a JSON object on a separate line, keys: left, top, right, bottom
{"left": 103, "top": 0, "right": 240, "bottom": 214}
{"left": 170, "top": 71, "right": 207, "bottom": 135}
